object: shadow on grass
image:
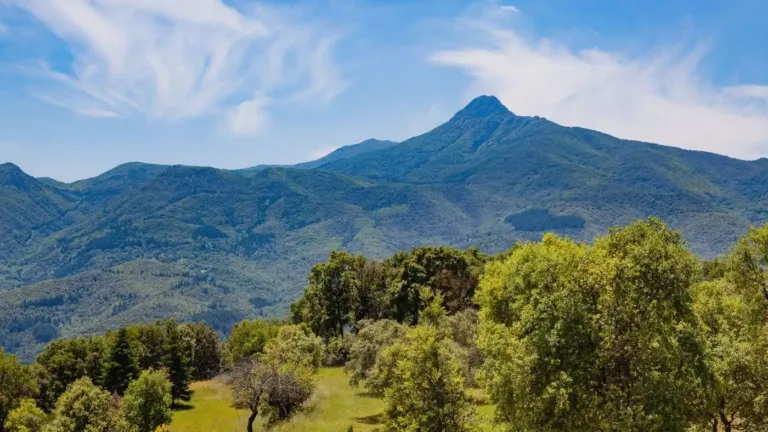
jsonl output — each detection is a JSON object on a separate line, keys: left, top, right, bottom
{"left": 355, "top": 391, "right": 382, "bottom": 399}
{"left": 172, "top": 402, "right": 195, "bottom": 411}
{"left": 355, "top": 413, "right": 384, "bottom": 425}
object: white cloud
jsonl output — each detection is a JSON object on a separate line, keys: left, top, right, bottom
{"left": 227, "top": 96, "right": 268, "bottom": 137}
{"left": 499, "top": 5, "right": 519, "bottom": 13}
{"left": 2, "top": 0, "right": 345, "bottom": 135}
{"left": 432, "top": 19, "right": 768, "bottom": 159}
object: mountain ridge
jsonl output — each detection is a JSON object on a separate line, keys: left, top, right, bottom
{"left": 2, "top": 95, "right": 768, "bottom": 360}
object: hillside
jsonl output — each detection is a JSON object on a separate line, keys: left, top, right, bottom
{"left": 2, "top": 95, "right": 768, "bottom": 359}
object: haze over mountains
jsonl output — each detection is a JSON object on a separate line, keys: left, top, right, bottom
{"left": 2, "top": 95, "right": 768, "bottom": 360}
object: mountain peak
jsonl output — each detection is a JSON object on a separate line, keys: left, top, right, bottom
{"left": 452, "top": 95, "right": 512, "bottom": 120}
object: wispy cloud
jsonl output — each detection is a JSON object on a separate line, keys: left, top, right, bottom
{"left": 432, "top": 9, "right": 768, "bottom": 159}
{"left": 2, "top": 0, "right": 346, "bottom": 136}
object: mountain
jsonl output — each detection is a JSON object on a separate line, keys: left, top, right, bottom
{"left": 234, "top": 138, "right": 397, "bottom": 175}
{"left": 2, "top": 95, "right": 768, "bottom": 360}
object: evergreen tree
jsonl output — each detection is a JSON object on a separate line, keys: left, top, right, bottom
{"left": 162, "top": 320, "right": 191, "bottom": 406}
{"left": 103, "top": 328, "right": 138, "bottom": 395}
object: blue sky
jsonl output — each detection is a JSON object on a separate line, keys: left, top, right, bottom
{"left": 1, "top": 0, "right": 768, "bottom": 181}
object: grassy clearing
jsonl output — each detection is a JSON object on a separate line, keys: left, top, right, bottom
{"left": 170, "top": 368, "right": 498, "bottom": 432}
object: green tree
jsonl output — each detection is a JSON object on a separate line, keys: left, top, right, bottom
{"left": 299, "top": 251, "right": 362, "bottom": 339}
{"left": 103, "top": 328, "right": 139, "bottom": 396}
{"left": 345, "top": 319, "right": 406, "bottom": 389}
{"left": 260, "top": 325, "right": 323, "bottom": 372}
{"left": 180, "top": 322, "right": 222, "bottom": 380}
{"left": 224, "top": 319, "right": 281, "bottom": 365}
{"left": 476, "top": 220, "right": 707, "bottom": 431}
{"left": 162, "top": 320, "right": 191, "bottom": 406}
{"left": 4, "top": 399, "right": 46, "bottom": 432}
{"left": 45, "top": 378, "right": 130, "bottom": 432}
{"left": 383, "top": 325, "right": 476, "bottom": 432}
{"left": 34, "top": 337, "right": 107, "bottom": 411}
{"left": 227, "top": 325, "right": 320, "bottom": 431}
{"left": 133, "top": 322, "right": 168, "bottom": 371}
{"left": 0, "top": 349, "right": 37, "bottom": 432}
{"left": 693, "top": 279, "right": 768, "bottom": 432}
{"left": 122, "top": 370, "right": 173, "bottom": 432}
{"left": 386, "top": 247, "right": 485, "bottom": 324}
{"left": 727, "top": 223, "right": 768, "bottom": 312}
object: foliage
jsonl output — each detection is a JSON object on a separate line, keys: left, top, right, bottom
{"left": 383, "top": 325, "right": 477, "bottom": 432}
{"left": 161, "top": 320, "right": 191, "bottom": 406}
{"left": 260, "top": 325, "right": 323, "bottom": 372}
{"left": 445, "top": 309, "right": 483, "bottom": 386}
{"left": 476, "top": 219, "right": 707, "bottom": 431}
{"left": 123, "top": 369, "right": 173, "bottom": 432}
{"left": 103, "top": 328, "right": 138, "bottom": 396}
{"left": 224, "top": 319, "right": 281, "bottom": 365}
{"left": 386, "top": 247, "right": 486, "bottom": 324}
{"left": 179, "top": 322, "right": 222, "bottom": 380}
{"left": 4, "top": 399, "right": 46, "bottom": 432}
{"left": 298, "top": 251, "right": 363, "bottom": 339}
{"left": 692, "top": 279, "right": 768, "bottom": 431}
{"left": 0, "top": 349, "right": 37, "bottom": 432}
{"left": 33, "top": 337, "right": 106, "bottom": 411}
{"left": 44, "top": 377, "right": 130, "bottom": 432}
{"left": 345, "top": 320, "right": 406, "bottom": 389}
{"left": 227, "top": 325, "right": 320, "bottom": 431}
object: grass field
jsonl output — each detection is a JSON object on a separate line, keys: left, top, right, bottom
{"left": 170, "top": 368, "right": 498, "bottom": 432}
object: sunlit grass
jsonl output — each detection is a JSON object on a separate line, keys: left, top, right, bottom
{"left": 171, "top": 368, "right": 499, "bottom": 432}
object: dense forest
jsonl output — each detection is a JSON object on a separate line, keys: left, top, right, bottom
{"left": 1, "top": 218, "right": 768, "bottom": 431}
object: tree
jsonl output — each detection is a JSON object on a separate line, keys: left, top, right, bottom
{"left": 162, "top": 320, "right": 191, "bottom": 406}
{"left": 45, "top": 378, "right": 130, "bottom": 432}
{"left": 692, "top": 279, "right": 768, "bottom": 432}
{"left": 123, "top": 369, "right": 173, "bottom": 432}
{"left": 476, "top": 220, "right": 707, "bottom": 431}
{"left": 134, "top": 322, "right": 168, "bottom": 371}
{"left": 227, "top": 325, "right": 319, "bottom": 431}
{"left": 225, "top": 319, "right": 281, "bottom": 365}
{"left": 386, "top": 247, "right": 486, "bottom": 324}
{"left": 180, "top": 322, "right": 222, "bottom": 380}
{"left": 383, "top": 325, "right": 476, "bottom": 432}
{"left": 345, "top": 320, "right": 406, "bottom": 390}
{"left": 0, "top": 349, "right": 37, "bottom": 432}
{"left": 34, "top": 337, "right": 107, "bottom": 411}
{"left": 445, "top": 309, "right": 483, "bottom": 386}
{"left": 103, "top": 328, "right": 139, "bottom": 396}
{"left": 298, "top": 251, "right": 362, "bottom": 339}
{"left": 4, "top": 399, "right": 46, "bottom": 432}
{"left": 727, "top": 223, "right": 768, "bottom": 312}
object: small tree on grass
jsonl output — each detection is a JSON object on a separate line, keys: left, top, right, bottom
{"left": 383, "top": 324, "right": 477, "bottom": 432}
{"left": 226, "top": 325, "right": 320, "bottom": 432}
{"left": 122, "top": 369, "right": 173, "bottom": 432}
{"left": 4, "top": 399, "right": 46, "bottom": 432}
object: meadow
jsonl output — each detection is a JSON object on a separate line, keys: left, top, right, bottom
{"left": 170, "top": 368, "right": 497, "bottom": 432}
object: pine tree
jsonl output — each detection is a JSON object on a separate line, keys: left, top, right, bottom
{"left": 103, "top": 328, "right": 138, "bottom": 395}
{"left": 162, "top": 320, "right": 191, "bottom": 406}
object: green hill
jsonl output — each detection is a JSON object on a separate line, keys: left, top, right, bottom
{"left": 2, "top": 95, "right": 768, "bottom": 360}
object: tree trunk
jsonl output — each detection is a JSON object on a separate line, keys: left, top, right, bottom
{"left": 712, "top": 418, "right": 718, "bottom": 432}
{"left": 247, "top": 411, "right": 258, "bottom": 432}
{"left": 719, "top": 408, "right": 732, "bottom": 432}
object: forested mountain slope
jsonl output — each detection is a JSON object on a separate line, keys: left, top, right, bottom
{"left": 2, "top": 95, "right": 767, "bottom": 359}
